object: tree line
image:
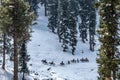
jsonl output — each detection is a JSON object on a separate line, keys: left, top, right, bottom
{"left": 41, "top": 0, "right": 96, "bottom": 55}
{"left": 41, "top": 0, "right": 120, "bottom": 80}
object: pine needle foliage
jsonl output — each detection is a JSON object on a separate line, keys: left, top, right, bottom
{"left": 97, "top": 0, "right": 120, "bottom": 80}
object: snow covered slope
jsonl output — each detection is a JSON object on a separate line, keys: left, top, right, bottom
{"left": 27, "top": 5, "right": 99, "bottom": 80}
{"left": 0, "top": 4, "right": 99, "bottom": 80}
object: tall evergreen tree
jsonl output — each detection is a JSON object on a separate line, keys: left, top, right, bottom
{"left": 88, "top": 0, "right": 96, "bottom": 51}
{"left": 97, "top": 0, "right": 120, "bottom": 80}
{"left": 47, "top": 0, "right": 58, "bottom": 33}
{"left": 57, "top": 0, "right": 69, "bottom": 52}
{"left": 78, "top": 0, "right": 96, "bottom": 51}
{"left": 78, "top": 0, "right": 89, "bottom": 43}
{"left": 0, "top": 0, "right": 12, "bottom": 70}
{"left": 0, "top": 0, "right": 5, "bottom": 70}
{"left": 19, "top": 40, "right": 30, "bottom": 80}
{"left": 68, "top": 0, "right": 78, "bottom": 55}
{"left": 0, "top": 0, "right": 35, "bottom": 80}
{"left": 1, "top": 33, "right": 12, "bottom": 69}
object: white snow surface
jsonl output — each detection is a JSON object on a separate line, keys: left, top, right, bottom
{"left": 0, "top": 5, "right": 100, "bottom": 80}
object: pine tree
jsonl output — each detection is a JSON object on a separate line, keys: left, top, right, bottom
{"left": 47, "top": 0, "right": 58, "bottom": 33}
{"left": 0, "top": 0, "right": 35, "bottom": 80}
{"left": 0, "top": 0, "right": 13, "bottom": 70}
{"left": 0, "top": 33, "right": 13, "bottom": 70}
{"left": 78, "top": 0, "right": 89, "bottom": 43}
{"left": 19, "top": 40, "right": 30, "bottom": 80}
{"left": 57, "top": 0, "right": 69, "bottom": 52}
{"left": 3, "top": 36, "right": 12, "bottom": 66}
{"left": 0, "top": 1, "right": 6, "bottom": 70}
{"left": 68, "top": 0, "right": 78, "bottom": 55}
{"left": 88, "top": 0, "right": 96, "bottom": 51}
{"left": 78, "top": 0, "right": 96, "bottom": 51}
{"left": 97, "top": 0, "right": 120, "bottom": 80}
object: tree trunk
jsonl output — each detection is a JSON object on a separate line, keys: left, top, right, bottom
{"left": 13, "top": 29, "right": 18, "bottom": 80}
{"left": 13, "top": 0, "right": 18, "bottom": 80}
{"left": 92, "top": 35, "right": 95, "bottom": 51}
{"left": 44, "top": 0, "right": 47, "bottom": 16}
{"left": 72, "top": 47, "right": 75, "bottom": 55}
{"left": 82, "top": 32, "right": 85, "bottom": 43}
{"left": 22, "top": 72, "right": 25, "bottom": 80}
{"left": 89, "top": 33, "right": 92, "bottom": 51}
{"left": 2, "top": 33, "right": 6, "bottom": 70}
{"left": 113, "top": 70, "right": 116, "bottom": 80}
{"left": 89, "top": 34, "right": 94, "bottom": 51}
{"left": 1, "top": 0, "right": 5, "bottom": 71}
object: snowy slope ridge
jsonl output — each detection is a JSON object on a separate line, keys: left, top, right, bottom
{"left": 0, "top": 5, "right": 99, "bottom": 80}
{"left": 27, "top": 5, "right": 99, "bottom": 80}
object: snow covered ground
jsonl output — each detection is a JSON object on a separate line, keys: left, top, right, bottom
{"left": 27, "top": 5, "right": 99, "bottom": 80}
{"left": 0, "top": 5, "right": 99, "bottom": 80}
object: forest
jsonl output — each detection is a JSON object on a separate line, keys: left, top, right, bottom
{"left": 0, "top": 0, "right": 120, "bottom": 80}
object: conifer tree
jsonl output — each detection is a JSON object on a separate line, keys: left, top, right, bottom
{"left": 88, "top": 0, "right": 96, "bottom": 51}
{"left": 19, "top": 40, "right": 30, "bottom": 80}
{"left": 68, "top": 0, "right": 78, "bottom": 55}
{"left": 57, "top": 0, "right": 69, "bottom": 52}
{"left": 97, "top": 0, "right": 120, "bottom": 80}
{"left": 47, "top": 0, "right": 58, "bottom": 33}
{"left": 0, "top": 19, "right": 12, "bottom": 70}
{"left": 0, "top": 0, "right": 35, "bottom": 80}
{"left": 0, "top": 1, "right": 6, "bottom": 70}
{"left": 0, "top": 0, "right": 13, "bottom": 70}
{"left": 78, "top": 0, "right": 96, "bottom": 51}
{"left": 79, "top": 0, "right": 89, "bottom": 43}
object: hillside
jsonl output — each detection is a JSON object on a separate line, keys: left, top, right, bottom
{"left": 0, "top": 5, "right": 99, "bottom": 80}
{"left": 27, "top": 5, "right": 99, "bottom": 80}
